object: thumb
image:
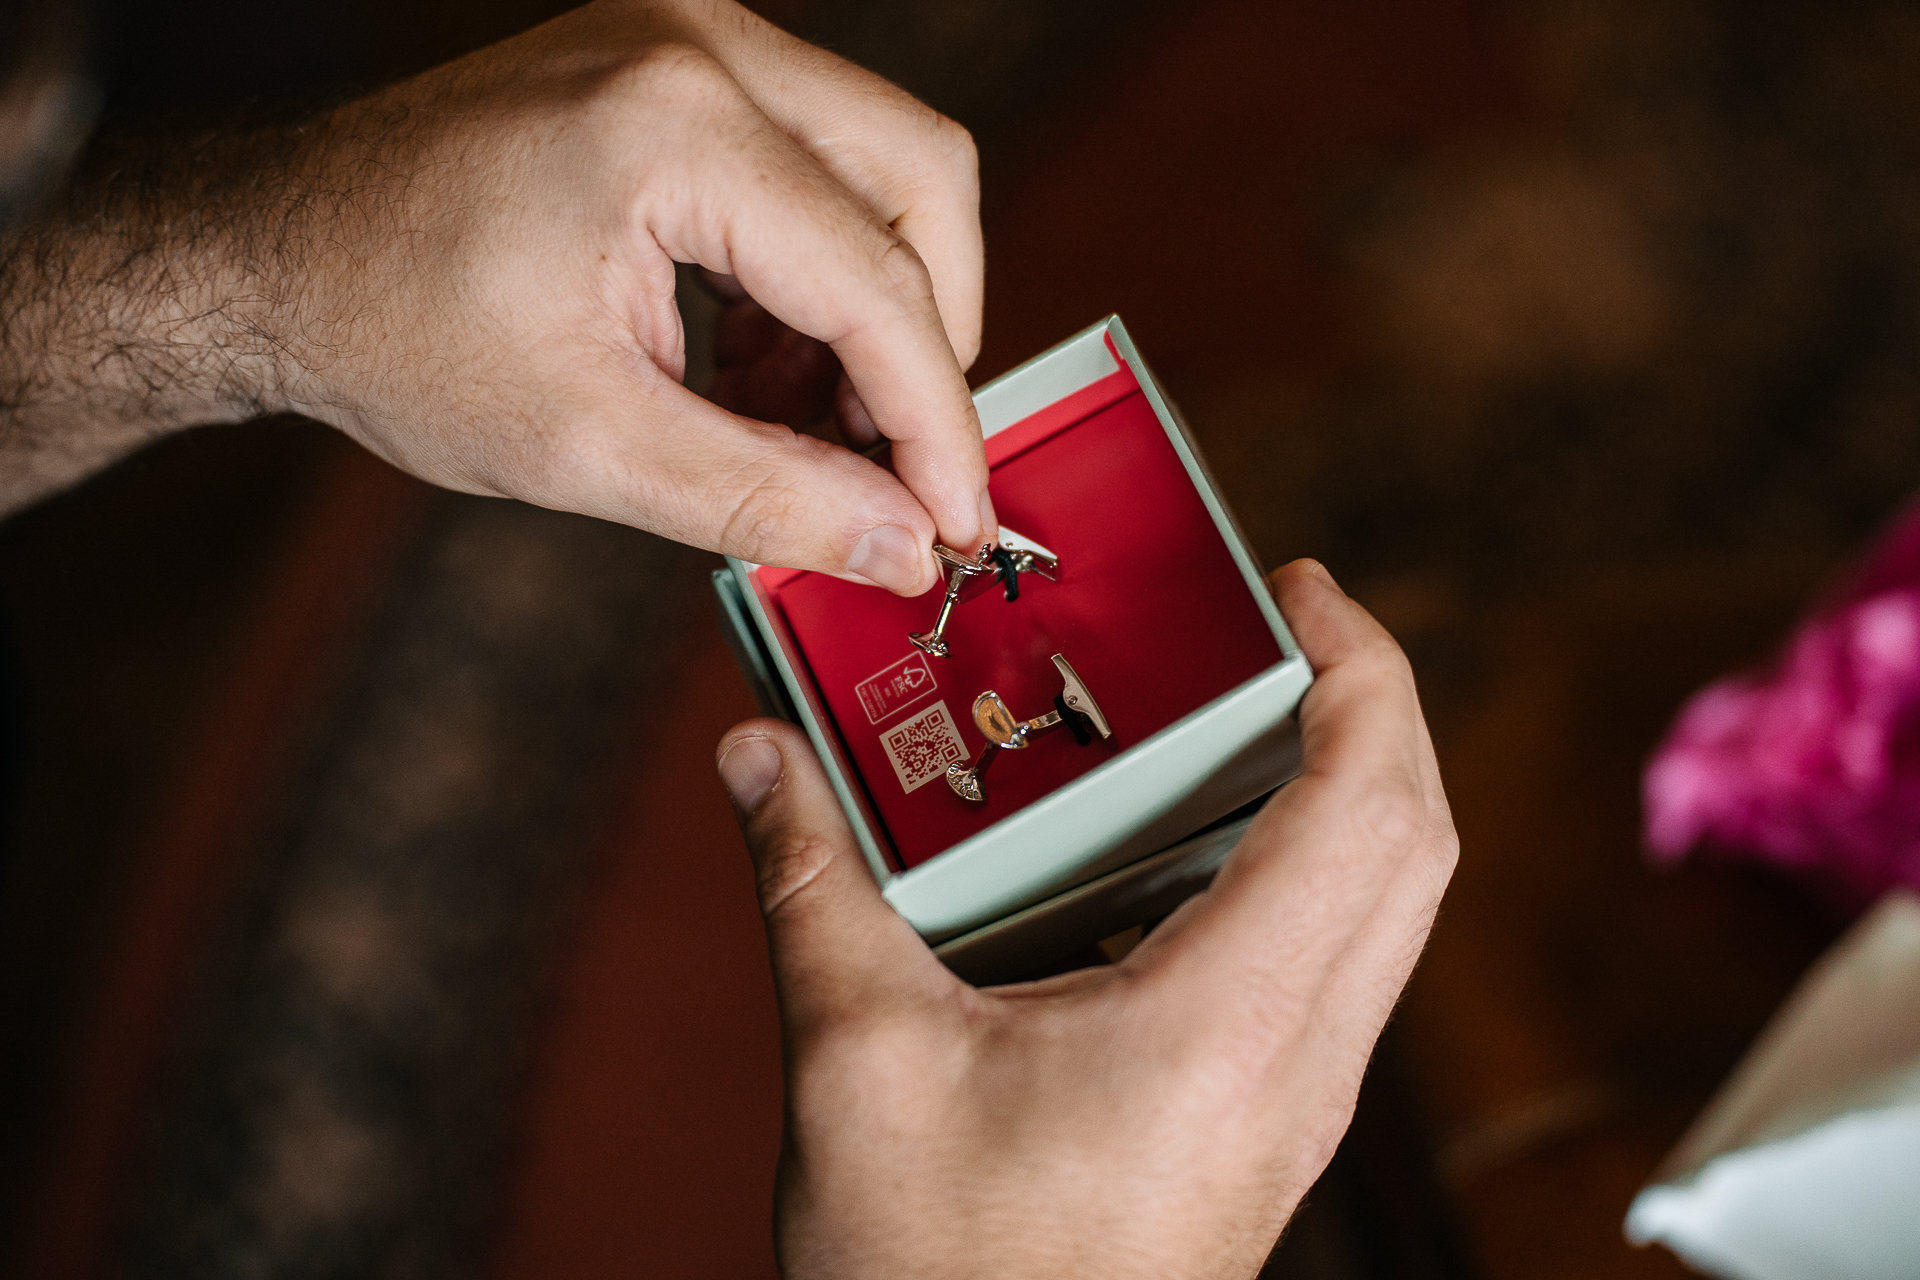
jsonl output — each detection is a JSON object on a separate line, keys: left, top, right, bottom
{"left": 590, "top": 378, "right": 942, "bottom": 596}
{"left": 716, "top": 719, "right": 946, "bottom": 1032}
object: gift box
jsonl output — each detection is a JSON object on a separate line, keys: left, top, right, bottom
{"left": 713, "top": 317, "right": 1313, "bottom": 981}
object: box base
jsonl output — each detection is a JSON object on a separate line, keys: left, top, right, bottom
{"left": 932, "top": 789, "right": 1280, "bottom": 984}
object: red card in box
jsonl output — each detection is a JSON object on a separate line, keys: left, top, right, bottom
{"left": 716, "top": 317, "right": 1313, "bottom": 980}
{"left": 756, "top": 362, "right": 1283, "bottom": 869}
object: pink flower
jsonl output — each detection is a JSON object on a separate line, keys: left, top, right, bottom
{"left": 1645, "top": 502, "right": 1920, "bottom": 904}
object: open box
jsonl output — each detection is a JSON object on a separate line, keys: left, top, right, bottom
{"left": 713, "top": 317, "right": 1313, "bottom": 982}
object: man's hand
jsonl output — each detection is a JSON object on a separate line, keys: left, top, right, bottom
{"left": 715, "top": 560, "right": 1458, "bottom": 1278}
{"left": 0, "top": 0, "right": 990, "bottom": 593}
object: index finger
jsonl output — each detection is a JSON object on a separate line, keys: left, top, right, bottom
{"left": 658, "top": 2, "right": 986, "bottom": 368}
{"left": 642, "top": 54, "right": 993, "bottom": 556}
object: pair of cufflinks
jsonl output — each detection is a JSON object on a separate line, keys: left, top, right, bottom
{"left": 901, "top": 529, "right": 1113, "bottom": 803}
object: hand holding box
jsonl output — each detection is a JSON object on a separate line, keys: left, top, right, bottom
{"left": 715, "top": 560, "right": 1458, "bottom": 1277}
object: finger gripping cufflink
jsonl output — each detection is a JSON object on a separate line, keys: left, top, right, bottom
{"left": 908, "top": 526, "right": 1059, "bottom": 659}
{"left": 947, "top": 653, "right": 1112, "bottom": 803}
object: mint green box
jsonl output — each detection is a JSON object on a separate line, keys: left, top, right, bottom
{"left": 713, "top": 317, "right": 1312, "bottom": 982}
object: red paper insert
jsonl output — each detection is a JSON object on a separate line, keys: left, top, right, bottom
{"left": 759, "top": 370, "right": 1282, "bottom": 869}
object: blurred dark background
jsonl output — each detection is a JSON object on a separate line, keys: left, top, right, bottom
{"left": 0, "top": 0, "right": 1901, "bottom": 1275}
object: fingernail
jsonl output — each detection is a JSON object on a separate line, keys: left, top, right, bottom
{"left": 977, "top": 489, "right": 999, "bottom": 547}
{"left": 718, "top": 735, "right": 783, "bottom": 815}
{"left": 846, "top": 524, "right": 925, "bottom": 594}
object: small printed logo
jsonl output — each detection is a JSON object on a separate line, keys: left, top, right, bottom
{"left": 881, "top": 700, "right": 969, "bottom": 794}
{"left": 855, "top": 651, "right": 939, "bottom": 725}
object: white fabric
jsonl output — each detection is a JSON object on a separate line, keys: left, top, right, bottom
{"left": 1626, "top": 893, "right": 1920, "bottom": 1279}
{"left": 1627, "top": 1105, "right": 1920, "bottom": 1280}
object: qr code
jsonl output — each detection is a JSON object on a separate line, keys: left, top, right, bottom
{"left": 881, "top": 700, "right": 968, "bottom": 794}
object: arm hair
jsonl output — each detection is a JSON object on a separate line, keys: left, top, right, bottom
{"left": 0, "top": 102, "right": 417, "bottom": 513}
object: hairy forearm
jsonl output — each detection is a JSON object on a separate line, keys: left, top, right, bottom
{"left": 0, "top": 114, "right": 378, "bottom": 513}
{"left": 0, "top": 0, "right": 998, "bottom": 580}
{"left": 0, "top": 125, "right": 295, "bottom": 510}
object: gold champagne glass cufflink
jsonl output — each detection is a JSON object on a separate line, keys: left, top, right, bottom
{"left": 946, "top": 653, "right": 1112, "bottom": 803}
{"left": 909, "top": 526, "right": 1059, "bottom": 659}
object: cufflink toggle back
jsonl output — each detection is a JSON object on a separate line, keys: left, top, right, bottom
{"left": 946, "top": 653, "right": 1111, "bottom": 803}
{"left": 908, "top": 526, "right": 1059, "bottom": 659}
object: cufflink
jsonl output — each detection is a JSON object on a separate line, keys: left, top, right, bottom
{"left": 908, "top": 526, "right": 1060, "bottom": 659}
{"left": 946, "top": 653, "right": 1112, "bottom": 803}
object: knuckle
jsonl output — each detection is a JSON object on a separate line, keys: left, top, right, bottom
{"left": 1325, "top": 637, "right": 1422, "bottom": 716}
{"left": 716, "top": 444, "right": 823, "bottom": 562}
{"left": 725, "top": 476, "right": 800, "bottom": 549}
{"left": 927, "top": 112, "right": 978, "bottom": 175}
{"left": 1346, "top": 630, "right": 1416, "bottom": 686}
{"left": 1352, "top": 786, "right": 1424, "bottom": 855}
{"left": 522, "top": 416, "right": 618, "bottom": 505}
{"left": 1425, "top": 820, "right": 1462, "bottom": 879}
{"left": 1404, "top": 832, "right": 1460, "bottom": 928}
{"left": 754, "top": 828, "right": 838, "bottom": 918}
{"left": 608, "top": 40, "right": 740, "bottom": 111}
{"left": 870, "top": 231, "right": 936, "bottom": 305}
